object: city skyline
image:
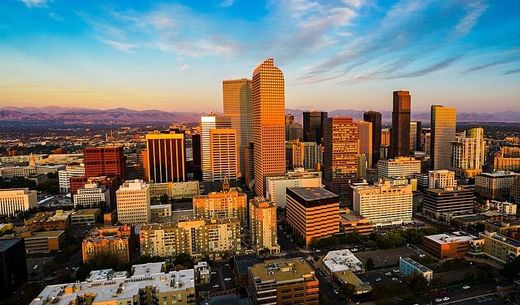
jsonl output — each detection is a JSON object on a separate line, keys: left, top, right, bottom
{"left": 1, "top": 0, "right": 519, "bottom": 112}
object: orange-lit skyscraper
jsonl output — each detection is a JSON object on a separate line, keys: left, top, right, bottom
{"left": 323, "top": 117, "right": 359, "bottom": 195}
{"left": 252, "top": 58, "right": 285, "bottom": 197}
{"left": 145, "top": 132, "right": 186, "bottom": 183}
{"left": 223, "top": 78, "right": 253, "bottom": 178}
{"left": 391, "top": 90, "right": 411, "bottom": 158}
{"left": 84, "top": 146, "right": 127, "bottom": 182}
{"left": 431, "top": 105, "right": 457, "bottom": 170}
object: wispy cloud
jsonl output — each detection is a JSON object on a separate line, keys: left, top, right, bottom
{"left": 179, "top": 64, "right": 189, "bottom": 71}
{"left": 298, "top": 0, "right": 489, "bottom": 83}
{"left": 82, "top": 4, "right": 239, "bottom": 58}
{"left": 220, "top": 0, "right": 236, "bottom": 8}
{"left": 19, "top": 0, "right": 49, "bottom": 8}
{"left": 503, "top": 68, "right": 520, "bottom": 75}
{"left": 48, "top": 12, "right": 63, "bottom": 21}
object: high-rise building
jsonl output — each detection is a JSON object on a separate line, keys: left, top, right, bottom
{"left": 249, "top": 197, "right": 280, "bottom": 254}
{"left": 84, "top": 146, "right": 127, "bottom": 182}
{"left": 266, "top": 169, "right": 322, "bottom": 208}
{"left": 286, "top": 187, "right": 339, "bottom": 247}
{"left": 145, "top": 132, "right": 186, "bottom": 183}
{"left": 0, "top": 239, "right": 27, "bottom": 298}
{"left": 252, "top": 58, "right": 286, "bottom": 197}
{"left": 377, "top": 157, "right": 421, "bottom": 179}
{"left": 116, "top": 179, "right": 151, "bottom": 224}
{"left": 323, "top": 117, "right": 359, "bottom": 195}
{"left": 422, "top": 130, "right": 432, "bottom": 156}
{"left": 410, "top": 121, "right": 422, "bottom": 152}
{"left": 391, "top": 90, "right": 411, "bottom": 158}
{"left": 193, "top": 189, "right": 247, "bottom": 226}
{"left": 190, "top": 133, "right": 202, "bottom": 180}
{"left": 201, "top": 115, "right": 232, "bottom": 182}
{"left": 140, "top": 219, "right": 240, "bottom": 260}
{"left": 451, "top": 127, "right": 485, "bottom": 178}
{"left": 209, "top": 128, "right": 239, "bottom": 181}
{"left": 303, "top": 111, "right": 328, "bottom": 145}
{"left": 248, "top": 258, "right": 319, "bottom": 305}
{"left": 285, "top": 114, "right": 303, "bottom": 141}
{"left": 363, "top": 111, "right": 382, "bottom": 166}
{"left": 30, "top": 263, "right": 196, "bottom": 305}
{"left": 431, "top": 105, "right": 457, "bottom": 170}
{"left": 81, "top": 225, "right": 135, "bottom": 263}
{"left": 353, "top": 180, "right": 413, "bottom": 226}
{"left": 0, "top": 188, "right": 37, "bottom": 217}
{"left": 357, "top": 121, "right": 373, "bottom": 168}
{"left": 286, "top": 140, "right": 322, "bottom": 170}
{"left": 428, "top": 170, "right": 457, "bottom": 189}
{"left": 223, "top": 78, "right": 253, "bottom": 178}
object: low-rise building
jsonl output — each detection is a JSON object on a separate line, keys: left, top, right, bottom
{"left": 57, "top": 164, "right": 85, "bottom": 193}
{"left": 21, "top": 230, "right": 65, "bottom": 254}
{"left": 70, "top": 208, "right": 101, "bottom": 225}
{"left": 73, "top": 183, "right": 111, "bottom": 209}
{"left": 0, "top": 188, "right": 37, "bottom": 217}
{"left": 248, "top": 258, "right": 319, "bottom": 305}
{"left": 399, "top": 257, "right": 433, "bottom": 283}
{"left": 81, "top": 225, "right": 135, "bottom": 263}
{"left": 30, "top": 263, "right": 196, "bottom": 305}
{"left": 320, "top": 249, "right": 363, "bottom": 275}
{"left": 150, "top": 204, "right": 172, "bottom": 222}
{"left": 485, "top": 220, "right": 520, "bottom": 239}
{"left": 340, "top": 213, "right": 374, "bottom": 235}
{"left": 479, "top": 231, "right": 520, "bottom": 264}
{"left": 25, "top": 210, "right": 72, "bottom": 231}
{"left": 149, "top": 181, "right": 200, "bottom": 200}
{"left": 377, "top": 157, "right": 421, "bottom": 179}
{"left": 422, "top": 232, "right": 477, "bottom": 259}
{"left": 265, "top": 169, "right": 322, "bottom": 208}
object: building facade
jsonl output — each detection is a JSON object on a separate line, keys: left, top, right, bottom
{"left": 451, "top": 127, "right": 485, "bottom": 178}
{"left": 265, "top": 169, "right": 322, "bottom": 208}
{"left": 81, "top": 225, "right": 135, "bottom": 263}
{"left": 209, "top": 128, "right": 239, "bottom": 181}
{"left": 303, "top": 111, "right": 328, "bottom": 145}
{"left": 323, "top": 117, "right": 359, "bottom": 195}
{"left": 431, "top": 105, "right": 457, "bottom": 170}
{"left": 193, "top": 189, "right": 247, "bottom": 226}
{"left": 422, "top": 186, "right": 474, "bottom": 221}
{"left": 73, "top": 183, "right": 111, "bottom": 209}
{"left": 357, "top": 121, "right": 373, "bottom": 169}
{"left": 475, "top": 172, "right": 518, "bottom": 201}
{"left": 116, "top": 179, "right": 151, "bottom": 224}
{"left": 377, "top": 157, "right": 421, "bottom": 179}
{"left": 286, "top": 187, "right": 339, "bottom": 247}
{"left": 201, "top": 115, "right": 232, "bottom": 182}
{"left": 145, "top": 132, "right": 186, "bottom": 183}
{"left": 428, "top": 170, "right": 457, "bottom": 189}
{"left": 363, "top": 111, "right": 382, "bottom": 167}
{"left": 84, "top": 146, "right": 127, "bottom": 182}
{"left": 390, "top": 90, "right": 411, "bottom": 158}
{"left": 252, "top": 58, "right": 286, "bottom": 197}
{"left": 249, "top": 197, "right": 279, "bottom": 254}
{"left": 0, "top": 239, "right": 28, "bottom": 297}
{"left": 0, "top": 188, "right": 37, "bottom": 217}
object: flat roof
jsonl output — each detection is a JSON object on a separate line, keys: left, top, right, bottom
{"left": 0, "top": 238, "right": 21, "bottom": 252}
{"left": 72, "top": 208, "right": 101, "bottom": 216}
{"left": 479, "top": 171, "right": 518, "bottom": 178}
{"left": 249, "top": 258, "right": 314, "bottom": 283}
{"left": 28, "top": 230, "right": 65, "bottom": 238}
{"left": 322, "top": 249, "right": 363, "bottom": 273}
{"left": 287, "top": 187, "right": 338, "bottom": 201}
{"left": 400, "top": 257, "right": 432, "bottom": 273}
{"left": 424, "top": 232, "right": 476, "bottom": 244}
{"left": 132, "top": 262, "right": 165, "bottom": 276}
{"left": 234, "top": 255, "right": 260, "bottom": 275}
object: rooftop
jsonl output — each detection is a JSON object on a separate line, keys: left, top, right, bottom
{"left": 481, "top": 231, "right": 520, "bottom": 247}
{"left": 287, "top": 187, "right": 338, "bottom": 201}
{"left": 30, "top": 266, "right": 194, "bottom": 305}
{"left": 400, "top": 257, "right": 432, "bottom": 273}
{"left": 479, "top": 171, "right": 518, "bottom": 178}
{"left": 424, "top": 232, "right": 477, "bottom": 244}
{"left": 249, "top": 258, "right": 315, "bottom": 284}
{"left": 27, "top": 230, "right": 65, "bottom": 238}
{"left": 132, "top": 262, "right": 165, "bottom": 276}
{"left": 322, "top": 249, "right": 363, "bottom": 273}
{"left": 0, "top": 238, "right": 21, "bottom": 252}
{"left": 71, "top": 208, "right": 101, "bottom": 216}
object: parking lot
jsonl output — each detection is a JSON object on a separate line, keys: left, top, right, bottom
{"left": 355, "top": 246, "right": 416, "bottom": 267}
{"left": 358, "top": 267, "right": 403, "bottom": 286}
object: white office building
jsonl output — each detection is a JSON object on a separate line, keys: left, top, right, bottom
{"left": 116, "top": 179, "right": 151, "bottom": 224}
{"left": 58, "top": 164, "right": 85, "bottom": 193}
{"left": 73, "top": 183, "right": 111, "bottom": 209}
{"left": 265, "top": 169, "right": 322, "bottom": 207}
{"left": 378, "top": 157, "right": 421, "bottom": 179}
{"left": 0, "top": 188, "right": 37, "bottom": 216}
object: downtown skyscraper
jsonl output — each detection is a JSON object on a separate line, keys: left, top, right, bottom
{"left": 431, "top": 105, "right": 457, "bottom": 170}
{"left": 222, "top": 78, "right": 253, "bottom": 178}
{"left": 201, "top": 115, "right": 232, "bottom": 182}
{"left": 391, "top": 90, "right": 411, "bottom": 158}
{"left": 144, "top": 132, "right": 186, "bottom": 183}
{"left": 303, "top": 111, "right": 328, "bottom": 145}
{"left": 363, "top": 111, "right": 382, "bottom": 167}
{"left": 252, "top": 58, "right": 286, "bottom": 197}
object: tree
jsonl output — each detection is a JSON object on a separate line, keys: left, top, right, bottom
{"left": 366, "top": 257, "right": 375, "bottom": 270}
{"left": 502, "top": 256, "right": 520, "bottom": 279}
{"left": 174, "top": 253, "right": 194, "bottom": 269}
{"left": 403, "top": 273, "right": 429, "bottom": 296}
{"left": 338, "top": 283, "right": 357, "bottom": 302}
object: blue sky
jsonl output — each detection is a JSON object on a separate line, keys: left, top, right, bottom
{"left": 0, "top": 0, "right": 519, "bottom": 112}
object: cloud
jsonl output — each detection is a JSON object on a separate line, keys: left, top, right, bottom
{"left": 343, "top": 0, "right": 365, "bottom": 9}
{"left": 220, "top": 0, "right": 236, "bottom": 8}
{"left": 19, "top": 0, "right": 49, "bottom": 8}
{"left": 48, "top": 12, "right": 63, "bottom": 21}
{"left": 179, "top": 64, "right": 189, "bottom": 71}
{"left": 298, "top": 0, "right": 489, "bottom": 83}
{"left": 503, "top": 68, "right": 520, "bottom": 75}
{"left": 464, "top": 60, "right": 510, "bottom": 73}
{"left": 82, "top": 4, "right": 240, "bottom": 58}
{"left": 101, "top": 39, "right": 139, "bottom": 52}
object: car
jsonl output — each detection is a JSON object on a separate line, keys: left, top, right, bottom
{"left": 33, "top": 265, "right": 39, "bottom": 270}
{"left": 375, "top": 278, "right": 381, "bottom": 282}
{"left": 385, "top": 272, "right": 392, "bottom": 276}
{"left": 224, "top": 277, "right": 231, "bottom": 281}
{"left": 393, "top": 269, "right": 399, "bottom": 273}
{"left": 334, "top": 289, "right": 339, "bottom": 294}
{"left": 351, "top": 248, "right": 358, "bottom": 252}
{"left": 462, "top": 285, "right": 470, "bottom": 290}
{"left": 392, "top": 277, "right": 398, "bottom": 281}
{"left": 443, "top": 297, "right": 450, "bottom": 301}
{"left": 435, "top": 298, "right": 443, "bottom": 303}
{"left": 212, "top": 284, "right": 219, "bottom": 288}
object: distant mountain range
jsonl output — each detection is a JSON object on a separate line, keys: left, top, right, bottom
{"left": 0, "top": 106, "right": 519, "bottom": 124}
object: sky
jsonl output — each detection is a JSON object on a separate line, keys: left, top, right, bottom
{"left": 0, "top": 0, "right": 519, "bottom": 113}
